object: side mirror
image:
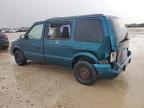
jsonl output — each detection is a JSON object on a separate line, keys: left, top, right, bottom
{"left": 20, "top": 34, "right": 29, "bottom": 39}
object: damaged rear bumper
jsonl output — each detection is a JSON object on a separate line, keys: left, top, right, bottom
{"left": 93, "top": 54, "right": 131, "bottom": 79}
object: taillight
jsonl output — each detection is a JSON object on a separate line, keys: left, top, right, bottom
{"left": 110, "top": 51, "right": 117, "bottom": 62}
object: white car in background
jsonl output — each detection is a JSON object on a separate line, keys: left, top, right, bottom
{"left": 9, "top": 29, "right": 18, "bottom": 33}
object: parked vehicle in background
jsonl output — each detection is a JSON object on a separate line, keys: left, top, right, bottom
{"left": 0, "top": 32, "right": 9, "bottom": 49}
{"left": 10, "top": 14, "right": 131, "bottom": 85}
{"left": 9, "top": 29, "right": 18, "bottom": 33}
{"left": 0, "top": 28, "right": 9, "bottom": 33}
{"left": 0, "top": 27, "right": 29, "bottom": 33}
{"left": 18, "top": 27, "right": 30, "bottom": 32}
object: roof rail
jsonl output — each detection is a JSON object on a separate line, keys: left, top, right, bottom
{"left": 46, "top": 14, "right": 104, "bottom": 21}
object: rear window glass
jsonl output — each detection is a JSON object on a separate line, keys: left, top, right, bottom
{"left": 75, "top": 19, "right": 104, "bottom": 43}
{"left": 110, "top": 17, "right": 127, "bottom": 43}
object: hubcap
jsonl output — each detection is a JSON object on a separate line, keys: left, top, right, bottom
{"left": 79, "top": 67, "right": 90, "bottom": 80}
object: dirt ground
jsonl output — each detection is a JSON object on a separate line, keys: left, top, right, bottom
{"left": 0, "top": 31, "right": 144, "bottom": 108}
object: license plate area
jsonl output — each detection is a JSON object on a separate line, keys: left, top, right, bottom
{"left": 117, "top": 48, "right": 128, "bottom": 64}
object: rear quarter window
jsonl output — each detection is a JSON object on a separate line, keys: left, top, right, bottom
{"left": 75, "top": 19, "right": 104, "bottom": 43}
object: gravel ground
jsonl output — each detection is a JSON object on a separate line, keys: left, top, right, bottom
{"left": 0, "top": 31, "right": 144, "bottom": 108}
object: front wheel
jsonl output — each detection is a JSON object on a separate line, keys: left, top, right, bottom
{"left": 74, "top": 61, "right": 97, "bottom": 85}
{"left": 14, "top": 50, "right": 27, "bottom": 66}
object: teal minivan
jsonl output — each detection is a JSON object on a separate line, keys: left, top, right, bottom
{"left": 10, "top": 14, "right": 131, "bottom": 85}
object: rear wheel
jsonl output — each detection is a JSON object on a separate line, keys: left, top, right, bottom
{"left": 74, "top": 61, "right": 97, "bottom": 85}
{"left": 14, "top": 50, "right": 27, "bottom": 66}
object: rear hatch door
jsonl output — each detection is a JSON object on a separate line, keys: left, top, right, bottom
{"left": 109, "top": 16, "right": 129, "bottom": 64}
{"left": 117, "top": 40, "right": 129, "bottom": 64}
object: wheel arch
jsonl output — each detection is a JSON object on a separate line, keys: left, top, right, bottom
{"left": 72, "top": 52, "right": 98, "bottom": 68}
{"left": 12, "top": 46, "right": 23, "bottom": 55}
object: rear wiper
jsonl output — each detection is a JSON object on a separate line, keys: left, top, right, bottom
{"left": 119, "top": 39, "right": 126, "bottom": 43}
{"left": 119, "top": 33, "right": 129, "bottom": 43}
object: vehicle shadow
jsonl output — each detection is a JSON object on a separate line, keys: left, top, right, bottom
{"left": 12, "top": 60, "right": 129, "bottom": 108}
{"left": 14, "top": 60, "right": 129, "bottom": 92}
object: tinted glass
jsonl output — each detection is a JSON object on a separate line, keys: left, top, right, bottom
{"left": 75, "top": 19, "right": 104, "bottom": 42}
{"left": 28, "top": 24, "right": 43, "bottom": 39}
{"left": 110, "top": 17, "right": 127, "bottom": 43}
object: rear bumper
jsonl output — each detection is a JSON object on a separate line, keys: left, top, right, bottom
{"left": 93, "top": 53, "right": 131, "bottom": 79}
{"left": 0, "top": 40, "right": 9, "bottom": 48}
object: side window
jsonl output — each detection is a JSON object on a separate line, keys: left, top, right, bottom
{"left": 75, "top": 19, "right": 104, "bottom": 42}
{"left": 48, "top": 23, "right": 71, "bottom": 39}
{"left": 28, "top": 24, "right": 43, "bottom": 39}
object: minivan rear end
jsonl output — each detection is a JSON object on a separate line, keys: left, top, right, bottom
{"left": 94, "top": 16, "right": 131, "bottom": 79}
{"left": 109, "top": 16, "right": 131, "bottom": 68}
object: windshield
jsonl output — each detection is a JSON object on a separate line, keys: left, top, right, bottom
{"left": 110, "top": 17, "right": 128, "bottom": 43}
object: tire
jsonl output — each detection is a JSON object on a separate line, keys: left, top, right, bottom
{"left": 14, "top": 50, "right": 27, "bottom": 66}
{"left": 74, "top": 61, "right": 97, "bottom": 85}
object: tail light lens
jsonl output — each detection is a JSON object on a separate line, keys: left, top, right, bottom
{"left": 110, "top": 51, "right": 117, "bottom": 62}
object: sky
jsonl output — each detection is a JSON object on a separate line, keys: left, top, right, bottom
{"left": 0, "top": 0, "right": 144, "bottom": 28}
